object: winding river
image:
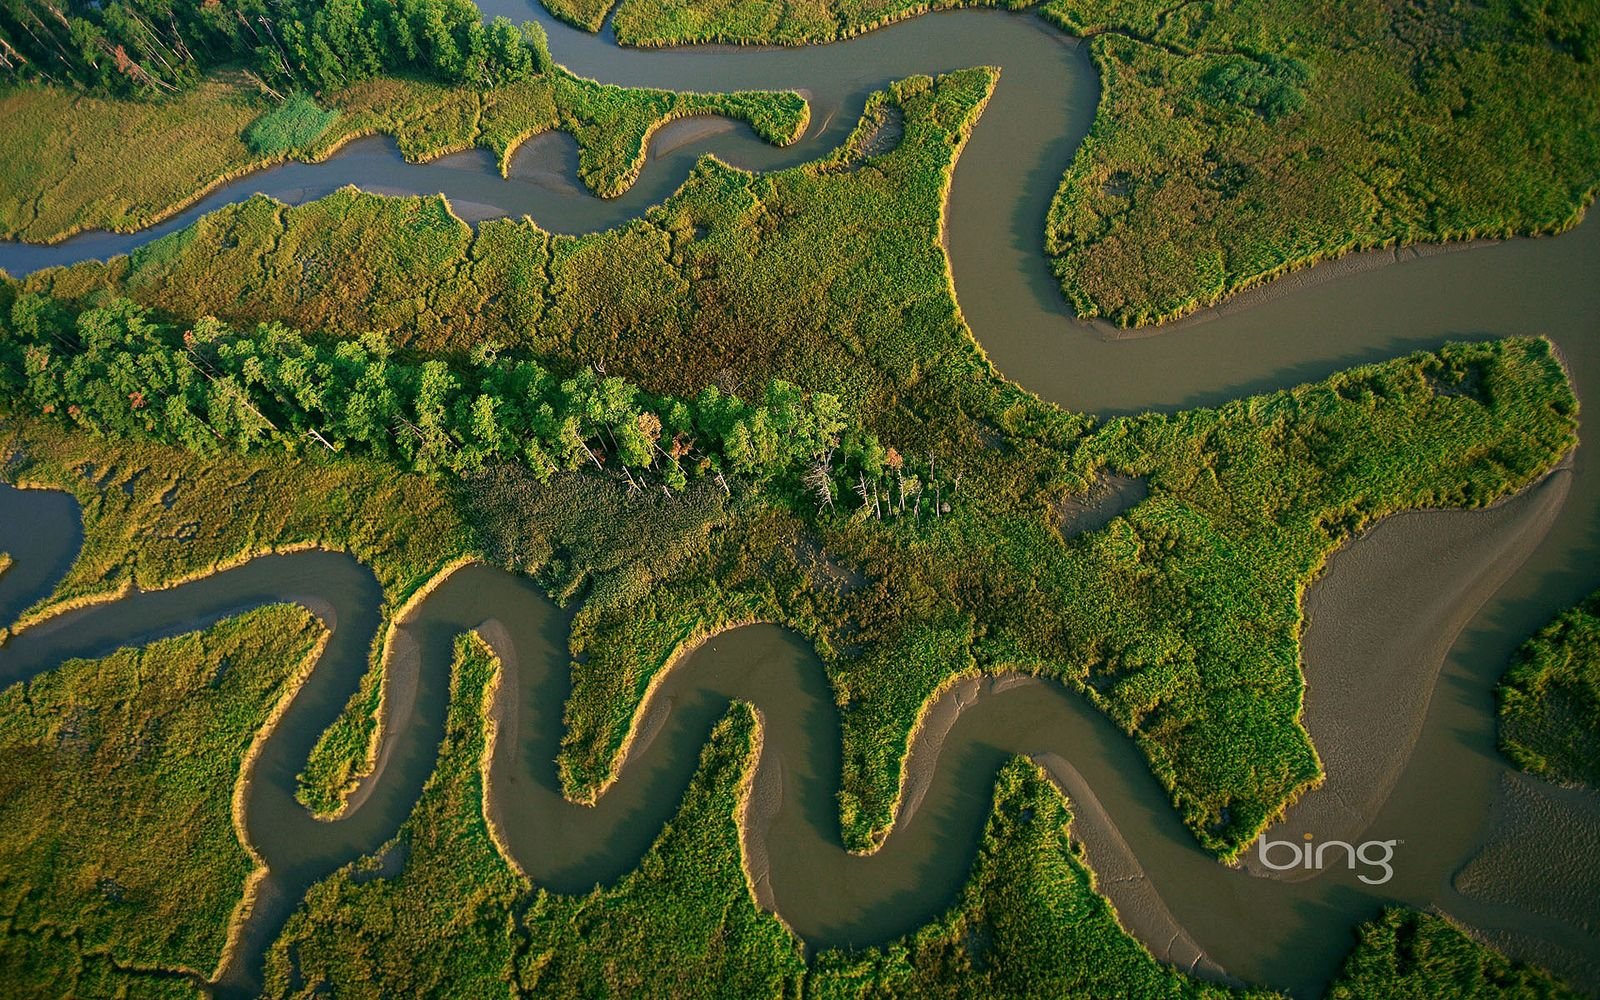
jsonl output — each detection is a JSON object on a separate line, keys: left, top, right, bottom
{"left": 2, "top": 1, "right": 1600, "bottom": 997}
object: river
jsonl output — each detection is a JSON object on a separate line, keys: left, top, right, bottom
{"left": 1, "top": 2, "right": 1598, "bottom": 997}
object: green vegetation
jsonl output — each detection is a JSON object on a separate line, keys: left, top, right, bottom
{"left": 1, "top": 20, "right": 1593, "bottom": 994}
{"left": 266, "top": 633, "right": 1240, "bottom": 998}
{"left": 811, "top": 759, "right": 1247, "bottom": 998}
{"left": 1041, "top": 0, "right": 1600, "bottom": 324}
{"left": 1498, "top": 589, "right": 1600, "bottom": 787}
{"left": 243, "top": 93, "right": 340, "bottom": 157}
{"left": 0, "top": 0, "right": 549, "bottom": 95}
{"left": 19, "top": 73, "right": 1000, "bottom": 435}
{"left": 0, "top": 421, "right": 468, "bottom": 625}
{"left": 587, "top": 0, "right": 1600, "bottom": 326}
{"left": 0, "top": 294, "right": 902, "bottom": 496}
{"left": 7, "top": 68, "right": 1580, "bottom": 858}
{"left": 265, "top": 634, "right": 805, "bottom": 997}
{"left": 1327, "top": 908, "right": 1581, "bottom": 999}
{"left": 0, "top": 419, "right": 472, "bottom": 815}
{"left": 0, "top": 605, "right": 322, "bottom": 992}
{"left": 0, "top": 63, "right": 805, "bottom": 243}
{"left": 601, "top": 0, "right": 1025, "bottom": 46}
{"left": 265, "top": 635, "right": 528, "bottom": 996}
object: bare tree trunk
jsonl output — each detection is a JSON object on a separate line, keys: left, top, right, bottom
{"left": 306, "top": 428, "right": 337, "bottom": 452}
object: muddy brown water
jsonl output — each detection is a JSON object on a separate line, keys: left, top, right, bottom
{"left": 2, "top": 1, "right": 1600, "bottom": 996}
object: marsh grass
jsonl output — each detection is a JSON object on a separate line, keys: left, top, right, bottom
{"left": 0, "top": 67, "right": 805, "bottom": 244}
{"left": 265, "top": 635, "right": 1248, "bottom": 998}
{"left": 579, "top": 0, "right": 1600, "bottom": 325}
{"left": 0, "top": 606, "right": 321, "bottom": 991}
{"left": 1, "top": 422, "right": 473, "bottom": 815}
{"left": 1327, "top": 908, "right": 1581, "bottom": 999}
{"left": 243, "top": 94, "right": 341, "bottom": 157}
{"left": 1041, "top": 0, "right": 1600, "bottom": 324}
{"left": 2, "top": 424, "right": 467, "bottom": 623}
{"left": 265, "top": 635, "right": 804, "bottom": 997}
{"left": 9, "top": 68, "right": 1580, "bottom": 859}
{"left": 1498, "top": 590, "right": 1600, "bottom": 788}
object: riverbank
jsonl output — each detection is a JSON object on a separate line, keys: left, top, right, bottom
{"left": 0, "top": 68, "right": 806, "bottom": 245}
{"left": 1244, "top": 464, "right": 1573, "bottom": 875}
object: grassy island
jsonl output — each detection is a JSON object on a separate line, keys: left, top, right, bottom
{"left": 1498, "top": 590, "right": 1600, "bottom": 788}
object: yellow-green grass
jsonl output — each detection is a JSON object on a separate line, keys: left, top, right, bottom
{"left": 1498, "top": 589, "right": 1600, "bottom": 788}
{"left": 0, "top": 66, "right": 805, "bottom": 245}
{"left": 1327, "top": 908, "right": 1581, "bottom": 999}
{"left": 1040, "top": 0, "right": 1600, "bottom": 325}
{"left": 1, "top": 422, "right": 474, "bottom": 816}
{"left": 560, "top": 0, "right": 1600, "bottom": 327}
{"left": 0, "top": 605, "right": 322, "bottom": 994}
{"left": 3, "top": 423, "right": 468, "bottom": 625}
{"left": 604, "top": 0, "right": 1029, "bottom": 45}
{"left": 264, "top": 634, "right": 804, "bottom": 998}
{"left": 265, "top": 633, "right": 1247, "bottom": 998}
{"left": 10, "top": 68, "right": 1580, "bottom": 858}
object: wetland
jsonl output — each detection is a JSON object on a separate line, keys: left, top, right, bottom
{"left": 1, "top": 0, "right": 1599, "bottom": 997}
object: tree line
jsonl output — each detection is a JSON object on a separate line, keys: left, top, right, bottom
{"left": 0, "top": 0, "right": 552, "bottom": 96}
{"left": 1, "top": 293, "right": 952, "bottom": 516}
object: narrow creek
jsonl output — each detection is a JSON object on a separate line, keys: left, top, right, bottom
{"left": 2, "top": 0, "right": 1599, "bottom": 996}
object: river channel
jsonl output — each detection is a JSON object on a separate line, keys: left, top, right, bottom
{"left": 1, "top": 1, "right": 1599, "bottom": 996}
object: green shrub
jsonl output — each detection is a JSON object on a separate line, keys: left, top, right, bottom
{"left": 243, "top": 94, "right": 341, "bottom": 157}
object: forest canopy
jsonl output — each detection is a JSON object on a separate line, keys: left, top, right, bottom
{"left": 0, "top": 290, "right": 924, "bottom": 511}
{"left": 0, "top": 0, "right": 553, "bottom": 95}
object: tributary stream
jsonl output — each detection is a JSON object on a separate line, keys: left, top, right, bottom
{"left": 2, "top": 2, "right": 1599, "bottom": 996}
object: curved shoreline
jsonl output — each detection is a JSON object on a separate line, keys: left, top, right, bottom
{"left": 1031, "top": 750, "right": 1231, "bottom": 982}
{"left": 307, "top": 554, "right": 481, "bottom": 820}
{"left": 216, "top": 622, "right": 334, "bottom": 985}
{"left": 6, "top": 4, "right": 1595, "bottom": 427}
{"left": 0, "top": 4, "right": 1596, "bottom": 995}
{"left": 3, "top": 475, "right": 1598, "bottom": 995}
{"left": 1085, "top": 235, "right": 1513, "bottom": 342}
{"left": 1244, "top": 463, "right": 1574, "bottom": 877}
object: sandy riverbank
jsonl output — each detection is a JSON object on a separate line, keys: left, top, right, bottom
{"left": 1242, "top": 465, "right": 1572, "bottom": 878}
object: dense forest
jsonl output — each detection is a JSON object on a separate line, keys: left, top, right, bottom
{"left": 0, "top": 0, "right": 551, "bottom": 94}
{"left": 0, "top": 290, "right": 943, "bottom": 513}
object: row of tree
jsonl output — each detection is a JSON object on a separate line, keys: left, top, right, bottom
{"left": 0, "top": 0, "right": 552, "bottom": 95}
{"left": 2, "top": 294, "right": 950, "bottom": 515}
